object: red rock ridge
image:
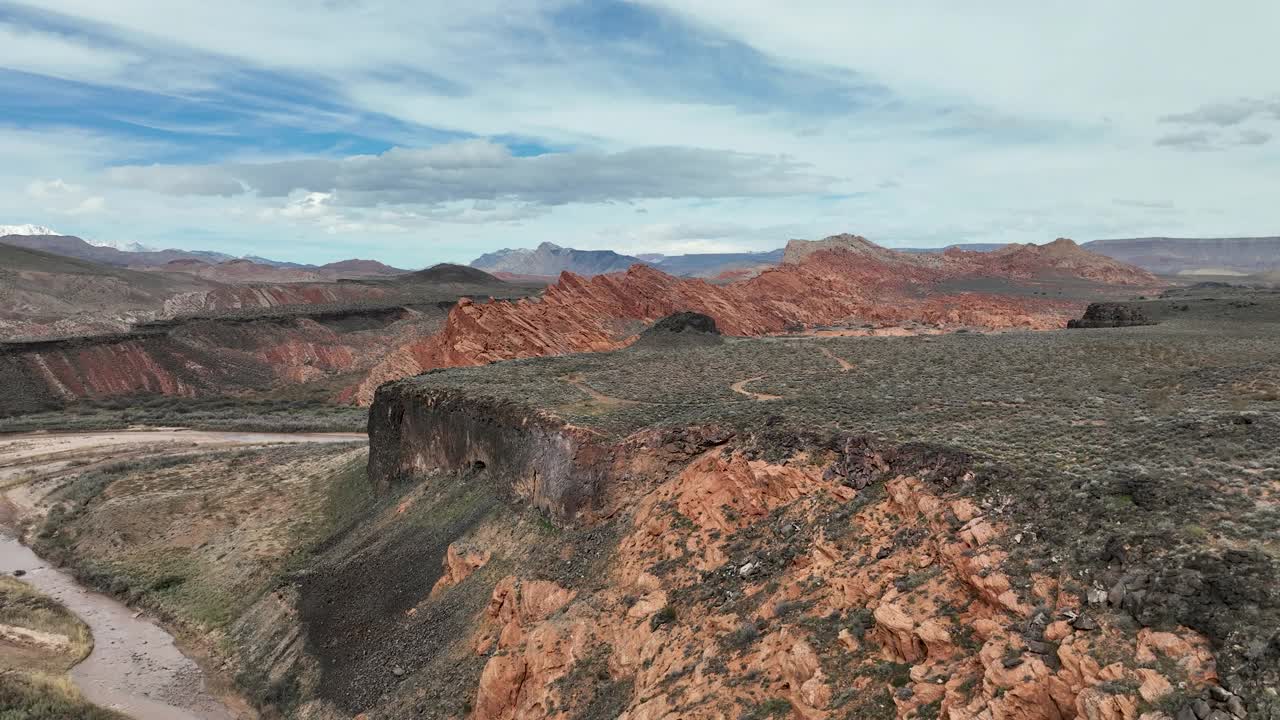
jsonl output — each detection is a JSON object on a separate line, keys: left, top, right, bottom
{"left": 350, "top": 238, "right": 1128, "bottom": 404}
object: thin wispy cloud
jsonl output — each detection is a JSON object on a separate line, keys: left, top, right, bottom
{"left": 1161, "top": 97, "right": 1280, "bottom": 127}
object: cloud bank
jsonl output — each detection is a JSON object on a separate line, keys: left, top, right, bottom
{"left": 107, "top": 140, "right": 833, "bottom": 205}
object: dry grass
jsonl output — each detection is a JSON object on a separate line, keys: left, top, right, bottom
{"left": 0, "top": 576, "right": 92, "bottom": 675}
{"left": 32, "top": 443, "right": 372, "bottom": 632}
{"left": 0, "top": 578, "right": 123, "bottom": 720}
{"left": 0, "top": 670, "right": 127, "bottom": 720}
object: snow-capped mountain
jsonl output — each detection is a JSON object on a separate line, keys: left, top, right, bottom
{"left": 89, "top": 239, "right": 158, "bottom": 253}
{"left": 1, "top": 224, "right": 155, "bottom": 252}
{"left": 0, "top": 224, "right": 59, "bottom": 236}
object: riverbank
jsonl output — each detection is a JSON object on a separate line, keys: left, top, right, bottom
{"left": 0, "top": 428, "right": 370, "bottom": 720}
{"left": 1, "top": 531, "right": 237, "bottom": 719}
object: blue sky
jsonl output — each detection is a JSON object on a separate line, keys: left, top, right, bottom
{"left": 2, "top": 0, "right": 1278, "bottom": 266}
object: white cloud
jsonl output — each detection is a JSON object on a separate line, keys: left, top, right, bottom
{"left": 107, "top": 139, "right": 835, "bottom": 205}
{"left": 1237, "top": 129, "right": 1273, "bottom": 146}
{"left": 1154, "top": 130, "right": 1218, "bottom": 151}
{"left": 19, "top": 176, "right": 104, "bottom": 216}
{"left": 0, "top": 22, "right": 140, "bottom": 84}
{"left": 632, "top": 2, "right": 1280, "bottom": 129}
{"left": 25, "top": 178, "right": 83, "bottom": 198}
{"left": 67, "top": 196, "right": 106, "bottom": 215}
{"left": 258, "top": 191, "right": 335, "bottom": 220}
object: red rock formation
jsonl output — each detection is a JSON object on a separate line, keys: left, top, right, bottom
{"left": 451, "top": 445, "right": 1210, "bottom": 720}
{"left": 353, "top": 237, "right": 1144, "bottom": 403}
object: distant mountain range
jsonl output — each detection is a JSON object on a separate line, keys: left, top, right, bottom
{"left": 1080, "top": 237, "right": 1280, "bottom": 275}
{"left": 644, "top": 249, "right": 786, "bottom": 278}
{"left": 472, "top": 237, "right": 1280, "bottom": 278}
{"left": 471, "top": 243, "right": 640, "bottom": 276}
{"left": 0, "top": 224, "right": 59, "bottom": 237}
{"left": 7, "top": 223, "right": 1277, "bottom": 281}
{"left": 470, "top": 242, "right": 786, "bottom": 279}
{"left": 0, "top": 229, "right": 406, "bottom": 280}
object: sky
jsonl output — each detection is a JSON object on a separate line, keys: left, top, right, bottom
{"left": 2, "top": 1, "right": 1278, "bottom": 267}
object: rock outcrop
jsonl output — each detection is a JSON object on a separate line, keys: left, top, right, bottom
{"left": 1067, "top": 303, "right": 1155, "bottom": 328}
{"left": 632, "top": 311, "right": 724, "bottom": 349}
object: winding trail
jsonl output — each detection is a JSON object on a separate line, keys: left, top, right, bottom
{"left": 730, "top": 376, "right": 783, "bottom": 401}
{"left": 0, "top": 428, "right": 367, "bottom": 720}
{"left": 818, "top": 346, "right": 856, "bottom": 372}
{"left": 562, "top": 374, "right": 639, "bottom": 408}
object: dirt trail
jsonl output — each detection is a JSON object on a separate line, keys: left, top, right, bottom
{"left": 730, "top": 376, "right": 783, "bottom": 401}
{"left": 562, "top": 374, "right": 639, "bottom": 408}
{"left": 0, "top": 428, "right": 366, "bottom": 720}
{"left": 818, "top": 345, "right": 856, "bottom": 371}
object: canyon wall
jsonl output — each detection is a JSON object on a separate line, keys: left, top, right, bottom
{"left": 367, "top": 384, "right": 612, "bottom": 518}
{"left": 0, "top": 306, "right": 436, "bottom": 413}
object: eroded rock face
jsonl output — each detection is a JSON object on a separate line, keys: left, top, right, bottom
{"left": 449, "top": 447, "right": 1216, "bottom": 720}
{"left": 367, "top": 386, "right": 611, "bottom": 519}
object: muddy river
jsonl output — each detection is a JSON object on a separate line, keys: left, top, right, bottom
{"left": 1, "top": 531, "right": 238, "bottom": 719}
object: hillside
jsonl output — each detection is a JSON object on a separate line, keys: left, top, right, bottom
{"left": 0, "top": 243, "right": 221, "bottom": 337}
{"left": 318, "top": 258, "right": 407, "bottom": 277}
{"left": 0, "top": 261, "right": 548, "bottom": 417}
{"left": 148, "top": 258, "right": 326, "bottom": 283}
{"left": 399, "top": 263, "right": 507, "bottom": 285}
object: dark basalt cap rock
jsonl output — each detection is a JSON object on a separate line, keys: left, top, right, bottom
{"left": 1067, "top": 302, "right": 1155, "bottom": 329}
{"left": 633, "top": 311, "right": 724, "bottom": 348}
